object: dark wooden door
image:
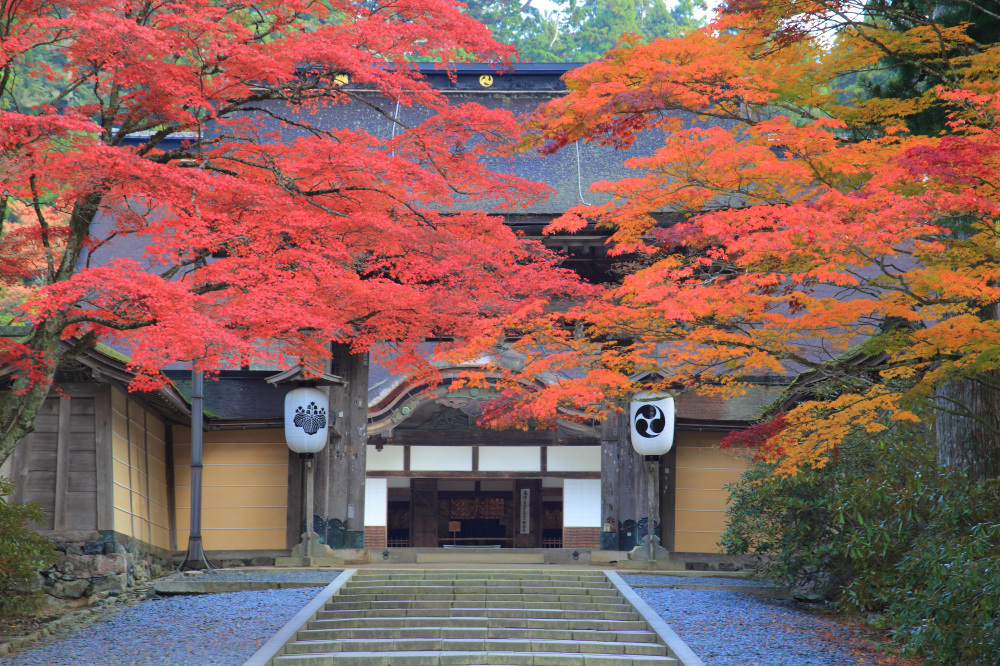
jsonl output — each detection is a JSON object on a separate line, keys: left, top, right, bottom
{"left": 410, "top": 478, "right": 438, "bottom": 547}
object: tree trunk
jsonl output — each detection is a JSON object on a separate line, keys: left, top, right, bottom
{"left": 935, "top": 373, "right": 1000, "bottom": 480}
{"left": 0, "top": 191, "right": 101, "bottom": 468}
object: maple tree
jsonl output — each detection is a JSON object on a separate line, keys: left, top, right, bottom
{"left": 0, "top": 0, "right": 587, "bottom": 466}
{"left": 482, "top": 2, "right": 1000, "bottom": 478}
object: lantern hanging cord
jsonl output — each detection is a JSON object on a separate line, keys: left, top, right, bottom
{"left": 575, "top": 141, "right": 590, "bottom": 206}
{"left": 390, "top": 100, "right": 401, "bottom": 157}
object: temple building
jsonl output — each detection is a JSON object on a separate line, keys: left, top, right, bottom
{"left": 2, "top": 64, "right": 782, "bottom": 566}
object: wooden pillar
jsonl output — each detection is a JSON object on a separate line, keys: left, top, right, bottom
{"left": 410, "top": 478, "right": 438, "bottom": 547}
{"left": 660, "top": 445, "right": 677, "bottom": 551}
{"left": 285, "top": 448, "right": 304, "bottom": 549}
{"left": 601, "top": 406, "right": 647, "bottom": 548}
{"left": 319, "top": 344, "right": 369, "bottom": 547}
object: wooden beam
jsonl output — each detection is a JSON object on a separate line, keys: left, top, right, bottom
{"left": 53, "top": 397, "right": 72, "bottom": 530}
{"left": 366, "top": 470, "right": 600, "bottom": 479}
{"left": 164, "top": 421, "right": 177, "bottom": 552}
{"left": 58, "top": 384, "right": 100, "bottom": 398}
{"left": 94, "top": 386, "right": 113, "bottom": 531}
{"left": 376, "top": 429, "right": 592, "bottom": 447}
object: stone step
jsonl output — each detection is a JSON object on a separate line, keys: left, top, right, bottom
{"left": 346, "top": 577, "right": 614, "bottom": 585}
{"left": 285, "top": 637, "right": 668, "bottom": 656}
{"left": 343, "top": 579, "right": 616, "bottom": 587}
{"left": 307, "top": 616, "right": 649, "bottom": 631}
{"left": 297, "top": 627, "right": 658, "bottom": 643}
{"left": 274, "top": 650, "right": 677, "bottom": 665}
{"left": 326, "top": 600, "right": 631, "bottom": 612}
{"left": 335, "top": 591, "right": 620, "bottom": 602}
{"left": 315, "top": 608, "right": 641, "bottom": 621}
{"left": 349, "top": 573, "right": 608, "bottom": 582}
{"left": 344, "top": 578, "right": 614, "bottom": 590}
{"left": 259, "top": 570, "right": 689, "bottom": 666}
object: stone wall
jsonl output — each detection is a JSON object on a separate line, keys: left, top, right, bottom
{"left": 35, "top": 532, "right": 172, "bottom": 602}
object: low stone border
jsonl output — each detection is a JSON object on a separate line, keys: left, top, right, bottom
{"left": 242, "top": 568, "right": 357, "bottom": 666}
{"left": 605, "top": 570, "right": 707, "bottom": 666}
{"left": 621, "top": 570, "right": 751, "bottom": 579}
{"left": 0, "top": 609, "right": 94, "bottom": 657}
{"left": 154, "top": 580, "right": 329, "bottom": 594}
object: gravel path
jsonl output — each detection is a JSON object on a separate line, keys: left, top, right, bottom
{"left": 0, "top": 588, "right": 319, "bottom": 666}
{"left": 634, "top": 587, "right": 910, "bottom": 666}
{"left": 621, "top": 574, "right": 774, "bottom": 587}
{"left": 2, "top": 572, "right": 909, "bottom": 666}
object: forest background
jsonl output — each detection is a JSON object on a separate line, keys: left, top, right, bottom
{"left": 462, "top": 0, "right": 704, "bottom": 61}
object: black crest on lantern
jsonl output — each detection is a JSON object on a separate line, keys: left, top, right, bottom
{"left": 293, "top": 401, "right": 327, "bottom": 435}
{"left": 633, "top": 404, "right": 666, "bottom": 439}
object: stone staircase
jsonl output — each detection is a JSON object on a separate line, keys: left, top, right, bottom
{"left": 271, "top": 569, "right": 680, "bottom": 665}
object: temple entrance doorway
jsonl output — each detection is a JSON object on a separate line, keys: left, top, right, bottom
{"left": 388, "top": 478, "right": 563, "bottom": 548}
{"left": 440, "top": 481, "right": 512, "bottom": 547}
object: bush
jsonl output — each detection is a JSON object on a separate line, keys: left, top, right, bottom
{"left": 721, "top": 418, "right": 1000, "bottom": 664}
{"left": 0, "top": 477, "right": 58, "bottom": 615}
{"left": 869, "top": 479, "right": 1000, "bottom": 665}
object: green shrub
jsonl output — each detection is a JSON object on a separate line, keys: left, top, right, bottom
{"left": 0, "top": 477, "right": 58, "bottom": 615}
{"left": 721, "top": 419, "right": 936, "bottom": 600}
{"left": 868, "top": 479, "right": 1000, "bottom": 665}
{"left": 721, "top": 418, "right": 1000, "bottom": 664}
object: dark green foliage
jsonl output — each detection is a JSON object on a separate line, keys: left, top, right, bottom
{"left": 868, "top": 481, "right": 1000, "bottom": 664}
{"left": 861, "top": 0, "right": 1000, "bottom": 135}
{"left": 722, "top": 417, "right": 1000, "bottom": 664}
{"left": 0, "top": 477, "right": 58, "bottom": 615}
{"left": 462, "top": 0, "right": 703, "bottom": 62}
{"left": 560, "top": 0, "right": 702, "bottom": 61}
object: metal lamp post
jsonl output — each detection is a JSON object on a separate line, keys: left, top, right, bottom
{"left": 629, "top": 393, "right": 675, "bottom": 561}
{"left": 179, "top": 369, "right": 213, "bottom": 571}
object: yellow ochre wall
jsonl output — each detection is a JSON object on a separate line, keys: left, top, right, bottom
{"left": 674, "top": 432, "right": 748, "bottom": 553}
{"left": 111, "top": 387, "right": 171, "bottom": 549}
{"left": 172, "top": 428, "right": 288, "bottom": 551}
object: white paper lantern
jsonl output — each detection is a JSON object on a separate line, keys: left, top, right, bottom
{"left": 629, "top": 394, "right": 675, "bottom": 456}
{"left": 284, "top": 387, "right": 330, "bottom": 453}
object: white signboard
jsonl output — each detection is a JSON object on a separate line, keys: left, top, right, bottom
{"left": 519, "top": 488, "right": 531, "bottom": 534}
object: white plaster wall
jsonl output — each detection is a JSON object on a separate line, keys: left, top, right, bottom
{"left": 547, "top": 446, "right": 601, "bottom": 472}
{"left": 562, "top": 479, "right": 601, "bottom": 527}
{"left": 364, "top": 478, "right": 388, "bottom": 527}
{"left": 478, "top": 446, "right": 541, "bottom": 472}
{"left": 410, "top": 446, "right": 473, "bottom": 471}
{"left": 366, "top": 445, "right": 405, "bottom": 471}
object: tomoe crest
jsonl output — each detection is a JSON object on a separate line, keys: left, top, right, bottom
{"left": 293, "top": 401, "right": 327, "bottom": 435}
{"left": 633, "top": 404, "right": 666, "bottom": 439}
